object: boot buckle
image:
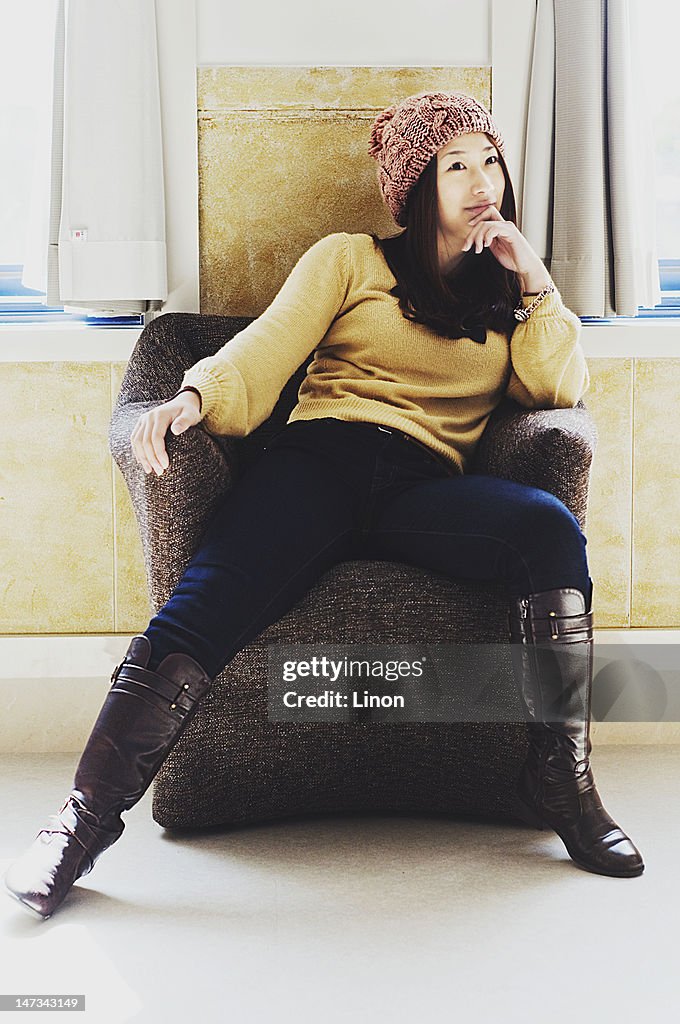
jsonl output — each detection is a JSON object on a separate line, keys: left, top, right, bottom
{"left": 169, "top": 683, "right": 191, "bottom": 711}
{"left": 548, "top": 611, "right": 559, "bottom": 640}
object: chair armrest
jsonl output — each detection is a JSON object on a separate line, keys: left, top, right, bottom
{"left": 116, "top": 311, "right": 255, "bottom": 406}
{"left": 109, "top": 400, "right": 235, "bottom": 614}
{"left": 471, "top": 400, "right": 597, "bottom": 529}
{"left": 109, "top": 312, "right": 256, "bottom": 611}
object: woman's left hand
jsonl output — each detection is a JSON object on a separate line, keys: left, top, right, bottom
{"left": 462, "top": 205, "right": 542, "bottom": 277}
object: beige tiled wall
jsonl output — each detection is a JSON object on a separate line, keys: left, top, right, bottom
{"left": 632, "top": 360, "right": 680, "bottom": 626}
{"left": 584, "top": 360, "right": 633, "bottom": 628}
{"left": 1, "top": 361, "right": 148, "bottom": 635}
{"left": 0, "top": 357, "right": 675, "bottom": 634}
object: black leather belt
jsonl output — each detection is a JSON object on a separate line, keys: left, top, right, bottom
{"left": 374, "top": 424, "right": 456, "bottom": 476}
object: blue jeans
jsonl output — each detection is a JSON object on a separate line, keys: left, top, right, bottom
{"left": 143, "top": 417, "right": 592, "bottom": 677}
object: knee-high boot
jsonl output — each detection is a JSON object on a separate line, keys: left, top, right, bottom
{"left": 508, "top": 588, "right": 644, "bottom": 878}
{"left": 4, "top": 635, "right": 213, "bottom": 919}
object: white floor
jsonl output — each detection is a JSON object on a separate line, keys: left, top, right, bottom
{"left": 0, "top": 747, "right": 677, "bottom": 1024}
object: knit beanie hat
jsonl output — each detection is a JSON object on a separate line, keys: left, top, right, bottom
{"left": 368, "top": 91, "right": 506, "bottom": 228}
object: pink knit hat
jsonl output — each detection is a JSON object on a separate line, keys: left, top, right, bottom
{"left": 368, "top": 91, "right": 506, "bottom": 227}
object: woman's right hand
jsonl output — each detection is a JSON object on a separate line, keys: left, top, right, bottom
{"left": 130, "top": 391, "right": 203, "bottom": 476}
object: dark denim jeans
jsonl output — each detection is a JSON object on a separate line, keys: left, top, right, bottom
{"left": 143, "top": 417, "right": 592, "bottom": 677}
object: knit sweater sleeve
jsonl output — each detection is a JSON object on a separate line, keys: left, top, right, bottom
{"left": 180, "top": 233, "right": 350, "bottom": 436}
{"left": 505, "top": 287, "right": 590, "bottom": 408}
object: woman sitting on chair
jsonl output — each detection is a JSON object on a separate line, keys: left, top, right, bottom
{"left": 5, "top": 90, "right": 644, "bottom": 920}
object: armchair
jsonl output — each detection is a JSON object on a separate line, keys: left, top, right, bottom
{"left": 109, "top": 312, "right": 597, "bottom": 829}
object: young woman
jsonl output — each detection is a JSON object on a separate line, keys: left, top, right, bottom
{"left": 5, "top": 91, "right": 644, "bottom": 920}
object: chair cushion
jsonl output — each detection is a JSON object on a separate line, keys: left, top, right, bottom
{"left": 152, "top": 562, "right": 529, "bottom": 829}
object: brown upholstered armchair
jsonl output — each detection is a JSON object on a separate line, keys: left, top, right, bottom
{"left": 108, "top": 312, "right": 597, "bottom": 830}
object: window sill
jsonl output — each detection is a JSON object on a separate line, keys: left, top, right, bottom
{"left": 0, "top": 318, "right": 679, "bottom": 361}
{"left": 579, "top": 317, "right": 680, "bottom": 357}
{"left": 0, "top": 323, "right": 144, "bottom": 361}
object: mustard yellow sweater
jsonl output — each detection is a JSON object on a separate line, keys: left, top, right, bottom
{"left": 181, "top": 232, "right": 589, "bottom": 474}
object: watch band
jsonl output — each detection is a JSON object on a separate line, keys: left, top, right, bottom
{"left": 514, "top": 283, "right": 556, "bottom": 322}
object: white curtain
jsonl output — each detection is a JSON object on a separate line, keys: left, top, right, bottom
{"left": 22, "top": 0, "right": 167, "bottom": 316}
{"left": 521, "top": 0, "right": 661, "bottom": 317}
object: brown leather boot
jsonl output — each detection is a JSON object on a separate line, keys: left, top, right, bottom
{"left": 4, "top": 636, "right": 213, "bottom": 919}
{"left": 508, "top": 588, "right": 644, "bottom": 878}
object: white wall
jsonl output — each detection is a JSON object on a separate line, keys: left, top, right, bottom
{"left": 193, "top": 0, "right": 532, "bottom": 233}
{"left": 196, "top": 0, "right": 490, "bottom": 66}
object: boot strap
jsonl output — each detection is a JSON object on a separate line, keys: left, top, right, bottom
{"left": 110, "top": 661, "right": 211, "bottom": 715}
{"left": 529, "top": 611, "right": 592, "bottom": 643}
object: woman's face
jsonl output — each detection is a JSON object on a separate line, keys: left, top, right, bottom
{"left": 435, "top": 132, "right": 505, "bottom": 252}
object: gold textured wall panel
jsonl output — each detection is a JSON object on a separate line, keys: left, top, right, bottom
{"left": 0, "top": 362, "right": 151, "bottom": 635}
{"left": 197, "top": 66, "right": 490, "bottom": 315}
{"left": 632, "top": 360, "right": 680, "bottom": 627}
{"left": 584, "top": 359, "right": 633, "bottom": 628}
{"left": 0, "top": 357, "right": 678, "bottom": 634}
{"left": 1, "top": 363, "right": 115, "bottom": 633}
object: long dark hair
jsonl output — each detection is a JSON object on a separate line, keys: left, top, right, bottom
{"left": 369, "top": 139, "right": 522, "bottom": 341}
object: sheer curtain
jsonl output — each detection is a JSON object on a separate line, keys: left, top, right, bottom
{"left": 22, "top": 0, "right": 167, "bottom": 316}
{"left": 521, "top": 0, "right": 661, "bottom": 316}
